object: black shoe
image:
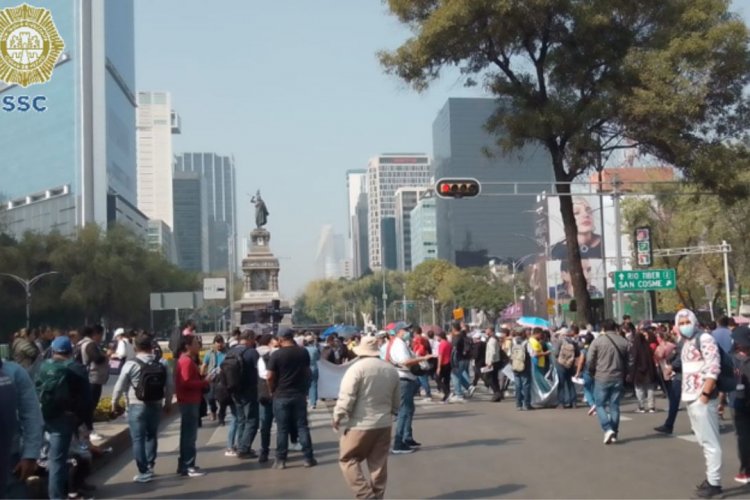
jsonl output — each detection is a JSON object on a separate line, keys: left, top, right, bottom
{"left": 272, "top": 460, "right": 286, "bottom": 470}
{"left": 237, "top": 450, "right": 258, "bottom": 459}
{"left": 695, "top": 479, "right": 723, "bottom": 499}
{"left": 405, "top": 439, "right": 421, "bottom": 448}
{"left": 303, "top": 458, "right": 318, "bottom": 468}
{"left": 258, "top": 453, "right": 269, "bottom": 464}
{"left": 654, "top": 425, "right": 673, "bottom": 435}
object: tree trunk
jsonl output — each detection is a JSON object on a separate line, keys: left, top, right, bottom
{"left": 552, "top": 153, "right": 594, "bottom": 325}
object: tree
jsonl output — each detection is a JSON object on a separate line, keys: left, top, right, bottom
{"left": 380, "top": 0, "right": 750, "bottom": 323}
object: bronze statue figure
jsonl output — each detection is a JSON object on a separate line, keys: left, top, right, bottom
{"left": 251, "top": 190, "right": 269, "bottom": 228}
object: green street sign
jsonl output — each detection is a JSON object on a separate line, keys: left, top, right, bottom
{"left": 614, "top": 269, "right": 677, "bottom": 292}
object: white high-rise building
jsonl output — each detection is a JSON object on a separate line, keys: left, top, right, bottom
{"left": 136, "top": 91, "right": 181, "bottom": 229}
{"left": 367, "top": 154, "right": 432, "bottom": 270}
{"left": 346, "top": 169, "right": 368, "bottom": 277}
{"left": 394, "top": 186, "right": 428, "bottom": 271}
{"left": 315, "top": 225, "right": 346, "bottom": 279}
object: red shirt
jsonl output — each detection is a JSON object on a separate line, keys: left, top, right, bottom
{"left": 438, "top": 339, "right": 452, "bottom": 367}
{"left": 175, "top": 353, "right": 208, "bottom": 404}
{"left": 412, "top": 336, "right": 430, "bottom": 357}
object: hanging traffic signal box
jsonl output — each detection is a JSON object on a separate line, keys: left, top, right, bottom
{"left": 435, "top": 178, "right": 481, "bottom": 199}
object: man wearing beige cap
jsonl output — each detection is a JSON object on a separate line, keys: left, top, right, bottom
{"left": 333, "top": 335, "right": 400, "bottom": 499}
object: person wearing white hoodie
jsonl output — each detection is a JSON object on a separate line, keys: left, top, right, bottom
{"left": 676, "top": 308, "right": 723, "bottom": 499}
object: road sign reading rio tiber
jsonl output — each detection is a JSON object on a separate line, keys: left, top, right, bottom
{"left": 614, "top": 269, "right": 676, "bottom": 291}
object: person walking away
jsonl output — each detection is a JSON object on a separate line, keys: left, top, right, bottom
{"left": 654, "top": 330, "right": 682, "bottom": 434}
{"left": 556, "top": 328, "right": 580, "bottom": 409}
{"left": 713, "top": 316, "right": 734, "bottom": 420}
{"left": 74, "top": 326, "right": 110, "bottom": 441}
{"left": 629, "top": 328, "right": 658, "bottom": 413}
{"left": 511, "top": 330, "right": 532, "bottom": 410}
{"left": 11, "top": 328, "right": 41, "bottom": 374}
{"left": 729, "top": 325, "right": 750, "bottom": 484}
{"left": 436, "top": 332, "right": 453, "bottom": 403}
{"left": 411, "top": 327, "right": 433, "bottom": 400}
{"left": 255, "top": 334, "right": 275, "bottom": 463}
{"left": 449, "top": 322, "right": 472, "bottom": 400}
{"left": 676, "top": 309, "right": 723, "bottom": 498}
{"left": 333, "top": 336, "right": 400, "bottom": 499}
{"left": 112, "top": 333, "right": 172, "bottom": 483}
{"left": 267, "top": 328, "right": 317, "bottom": 469}
{"left": 35, "top": 336, "right": 91, "bottom": 500}
{"left": 575, "top": 333, "right": 597, "bottom": 415}
{"left": 470, "top": 331, "right": 488, "bottom": 390}
{"left": 588, "top": 319, "right": 629, "bottom": 444}
{"left": 304, "top": 335, "right": 321, "bottom": 410}
{"left": 0, "top": 357, "right": 43, "bottom": 499}
{"left": 223, "top": 330, "right": 260, "bottom": 460}
{"left": 201, "top": 335, "right": 227, "bottom": 424}
{"left": 485, "top": 328, "right": 503, "bottom": 402}
{"left": 385, "top": 322, "right": 431, "bottom": 453}
{"left": 175, "top": 335, "right": 209, "bottom": 477}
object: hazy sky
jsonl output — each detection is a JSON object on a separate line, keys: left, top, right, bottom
{"left": 135, "top": 0, "right": 750, "bottom": 297}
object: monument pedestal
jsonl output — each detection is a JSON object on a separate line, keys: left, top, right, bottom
{"left": 234, "top": 228, "right": 291, "bottom": 325}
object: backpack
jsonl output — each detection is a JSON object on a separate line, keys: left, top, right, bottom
{"left": 694, "top": 335, "right": 736, "bottom": 393}
{"left": 220, "top": 347, "right": 246, "bottom": 393}
{"left": 134, "top": 359, "right": 167, "bottom": 402}
{"left": 557, "top": 340, "right": 577, "bottom": 370}
{"left": 511, "top": 341, "right": 527, "bottom": 372}
{"left": 461, "top": 335, "right": 473, "bottom": 360}
{"left": 36, "top": 359, "right": 75, "bottom": 420}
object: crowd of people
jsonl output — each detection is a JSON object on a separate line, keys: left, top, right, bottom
{"left": 2, "top": 308, "right": 750, "bottom": 499}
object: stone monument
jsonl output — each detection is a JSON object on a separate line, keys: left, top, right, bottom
{"left": 234, "top": 191, "right": 291, "bottom": 326}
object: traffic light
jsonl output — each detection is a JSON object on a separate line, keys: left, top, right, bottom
{"left": 435, "top": 178, "right": 481, "bottom": 199}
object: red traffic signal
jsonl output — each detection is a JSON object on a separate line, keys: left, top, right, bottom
{"left": 435, "top": 178, "right": 481, "bottom": 199}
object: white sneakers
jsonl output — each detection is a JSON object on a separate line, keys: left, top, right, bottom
{"left": 133, "top": 472, "right": 153, "bottom": 483}
{"left": 587, "top": 405, "right": 597, "bottom": 416}
{"left": 603, "top": 430, "right": 616, "bottom": 444}
{"left": 289, "top": 442, "right": 303, "bottom": 452}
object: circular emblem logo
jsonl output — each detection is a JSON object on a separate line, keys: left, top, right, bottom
{"left": 0, "top": 3, "right": 64, "bottom": 87}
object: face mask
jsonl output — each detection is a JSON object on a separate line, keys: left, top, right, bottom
{"left": 403, "top": 332, "right": 412, "bottom": 342}
{"left": 679, "top": 324, "right": 696, "bottom": 338}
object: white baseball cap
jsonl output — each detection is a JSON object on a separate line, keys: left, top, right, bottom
{"left": 114, "top": 327, "right": 125, "bottom": 336}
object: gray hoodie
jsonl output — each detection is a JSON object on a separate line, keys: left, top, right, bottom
{"left": 112, "top": 353, "right": 173, "bottom": 406}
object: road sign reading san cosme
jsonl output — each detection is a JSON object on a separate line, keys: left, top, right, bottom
{"left": 614, "top": 269, "right": 676, "bottom": 291}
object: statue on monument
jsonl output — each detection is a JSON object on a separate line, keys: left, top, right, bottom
{"left": 251, "top": 190, "right": 269, "bottom": 228}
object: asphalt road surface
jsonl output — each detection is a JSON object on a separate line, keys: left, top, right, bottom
{"left": 90, "top": 390, "right": 749, "bottom": 499}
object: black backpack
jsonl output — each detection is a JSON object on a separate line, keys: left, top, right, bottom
{"left": 220, "top": 347, "right": 246, "bottom": 393}
{"left": 134, "top": 359, "right": 167, "bottom": 402}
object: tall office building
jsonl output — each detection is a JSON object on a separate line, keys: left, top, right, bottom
{"left": 174, "top": 152, "right": 237, "bottom": 272}
{"left": 410, "top": 190, "right": 437, "bottom": 268}
{"left": 315, "top": 225, "right": 346, "bottom": 279}
{"left": 394, "top": 187, "right": 428, "bottom": 271}
{"left": 172, "top": 171, "right": 208, "bottom": 272}
{"left": 433, "top": 98, "right": 554, "bottom": 267}
{"left": 136, "top": 91, "right": 182, "bottom": 229}
{"left": 346, "top": 169, "right": 367, "bottom": 277}
{"left": 352, "top": 192, "right": 369, "bottom": 277}
{"left": 367, "top": 154, "right": 432, "bottom": 270}
{"left": 0, "top": 1, "right": 141, "bottom": 238}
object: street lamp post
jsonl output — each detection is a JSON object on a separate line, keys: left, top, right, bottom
{"left": 509, "top": 253, "right": 540, "bottom": 308}
{"left": 0, "top": 271, "right": 59, "bottom": 330}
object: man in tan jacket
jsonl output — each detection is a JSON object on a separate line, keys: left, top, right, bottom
{"left": 333, "top": 335, "right": 400, "bottom": 499}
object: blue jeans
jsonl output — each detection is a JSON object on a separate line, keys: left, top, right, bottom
{"left": 663, "top": 379, "right": 682, "bottom": 430}
{"left": 46, "top": 417, "right": 75, "bottom": 499}
{"left": 273, "top": 396, "right": 313, "bottom": 461}
{"left": 514, "top": 372, "right": 531, "bottom": 408}
{"left": 178, "top": 403, "right": 200, "bottom": 473}
{"left": 417, "top": 374, "right": 432, "bottom": 397}
{"left": 450, "top": 360, "right": 471, "bottom": 397}
{"left": 557, "top": 366, "right": 576, "bottom": 407}
{"left": 230, "top": 396, "right": 259, "bottom": 454}
{"left": 395, "top": 379, "right": 417, "bottom": 447}
{"left": 259, "top": 401, "right": 273, "bottom": 455}
{"left": 128, "top": 403, "right": 161, "bottom": 474}
{"left": 594, "top": 379, "right": 624, "bottom": 434}
{"left": 308, "top": 370, "right": 318, "bottom": 407}
{"left": 582, "top": 372, "right": 595, "bottom": 407}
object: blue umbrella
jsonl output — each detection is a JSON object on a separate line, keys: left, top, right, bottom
{"left": 516, "top": 316, "right": 550, "bottom": 329}
{"left": 321, "top": 324, "right": 360, "bottom": 339}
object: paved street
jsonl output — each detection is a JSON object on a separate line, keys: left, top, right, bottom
{"left": 90, "top": 390, "right": 749, "bottom": 499}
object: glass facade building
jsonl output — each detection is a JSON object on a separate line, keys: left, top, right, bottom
{"left": 0, "top": 0, "right": 137, "bottom": 237}
{"left": 410, "top": 191, "right": 437, "bottom": 268}
{"left": 394, "top": 187, "right": 427, "bottom": 271}
{"left": 172, "top": 171, "right": 208, "bottom": 272}
{"left": 433, "top": 98, "right": 554, "bottom": 267}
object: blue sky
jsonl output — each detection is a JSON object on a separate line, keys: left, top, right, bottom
{"left": 135, "top": 0, "right": 750, "bottom": 297}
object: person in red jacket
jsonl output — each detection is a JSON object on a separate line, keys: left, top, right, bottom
{"left": 175, "top": 335, "right": 209, "bottom": 477}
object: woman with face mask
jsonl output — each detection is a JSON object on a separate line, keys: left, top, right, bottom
{"left": 676, "top": 309, "right": 723, "bottom": 498}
